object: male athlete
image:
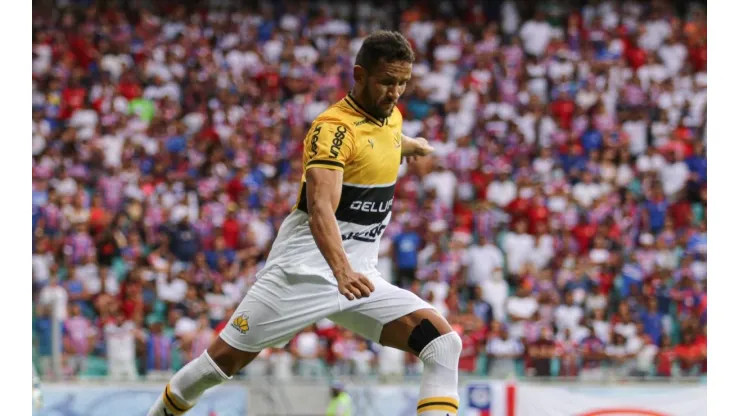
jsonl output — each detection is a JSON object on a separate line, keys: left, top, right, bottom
{"left": 147, "top": 30, "right": 462, "bottom": 416}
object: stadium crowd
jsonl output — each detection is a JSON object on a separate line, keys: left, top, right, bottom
{"left": 32, "top": 0, "right": 707, "bottom": 381}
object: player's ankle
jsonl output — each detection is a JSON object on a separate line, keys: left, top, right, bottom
{"left": 148, "top": 352, "right": 231, "bottom": 416}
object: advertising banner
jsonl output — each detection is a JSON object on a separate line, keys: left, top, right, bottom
{"left": 345, "top": 381, "right": 508, "bottom": 416}
{"left": 513, "top": 384, "right": 706, "bottom": 416}
{"left": 33, "top": 384, "right": 247, "bottom": 416}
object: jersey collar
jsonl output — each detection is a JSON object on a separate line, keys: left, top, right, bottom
{"left": 344, "top": 93, "right": 387, "bottom": 127}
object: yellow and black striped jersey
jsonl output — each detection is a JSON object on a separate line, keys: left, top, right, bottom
{"left": 259, "top": 94, "right": 403, "bottom": 280}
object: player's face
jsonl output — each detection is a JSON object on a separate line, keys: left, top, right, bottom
{"left": 362, "top": 60, "right": 412, "bottom": 118}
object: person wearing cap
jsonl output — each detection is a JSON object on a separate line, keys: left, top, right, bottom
{"left": 326, "top": 381, "right": 352, "bottom": 416}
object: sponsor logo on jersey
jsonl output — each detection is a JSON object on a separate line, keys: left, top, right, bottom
{"left": 393, "top": 131, "right": 402, "bottom": 148}
{"left": 230, "top": 313, "right": 250, "bottom": 334}
{"left": 368, "top": 138, "right": 374, "bottom": 148}
{"left": 309, "top": 125, "right": 322, "bottom": 158}
{"left": 297, "top": 182, "right": 396, "bottom": 226}
{"left": 349, "top": 198, "right": 392, "bottom": 213}
{"left": 342, "top": 223, "right": 387, "bottom": 243}
{"left": 330, "top": 125, "right": 347, "bottom": 158}
{"left": 354, "top": 118, "right": 370, "bottom": 126}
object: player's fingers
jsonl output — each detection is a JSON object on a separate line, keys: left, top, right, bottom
{"left": 349, "top": 286, "right": 363, "bottom": 300}
{"left": 341, "top": 289, "right": 355, "bottom": 301}
{"left": 359, "top": 275, "right": 375, "bottom": 292}
{"left": 354, "top": 281, "right": 372, "bottom": 298}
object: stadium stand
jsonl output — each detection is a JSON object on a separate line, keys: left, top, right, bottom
{"left": 32, "top": 0, "right": 707, "bottom": 382}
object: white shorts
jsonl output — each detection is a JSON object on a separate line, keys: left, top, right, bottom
{"left": 220, "top": 267, "right": 434, "bottom": 352}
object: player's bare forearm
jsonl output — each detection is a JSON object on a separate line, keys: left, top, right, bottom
{"left": 306, "top": 168, "right": 353, "bottom": 276}
{"left": 309, "top": 201, "right": 352, "bottom": 276}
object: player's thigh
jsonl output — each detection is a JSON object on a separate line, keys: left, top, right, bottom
{"left": 330, "top": 277, "right": 451, "bottom": 354}
{"left": 217, "top": 271, "right": 340, "bottom": 372}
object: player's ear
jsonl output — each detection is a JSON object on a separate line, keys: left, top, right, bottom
{"left": 353, "top": 65, "right": 367, "bottom": 86}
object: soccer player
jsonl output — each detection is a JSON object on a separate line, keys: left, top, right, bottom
{"left": 147, "top": 30, "right": 461, "bottom": 416}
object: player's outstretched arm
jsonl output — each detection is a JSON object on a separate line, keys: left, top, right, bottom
{"left": 306, "top": 168, "right": 375, "bottom": 300}
{"left": 401, "top": 135, "right": 435, "bottom": 161}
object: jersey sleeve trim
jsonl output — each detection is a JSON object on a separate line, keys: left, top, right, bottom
{"left": 306, "top": 159, "right": 345, "bottom": 171}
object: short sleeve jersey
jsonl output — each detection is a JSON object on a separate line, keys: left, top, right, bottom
{"left": 260, "top": 94, "right": 404, "bottom": 279}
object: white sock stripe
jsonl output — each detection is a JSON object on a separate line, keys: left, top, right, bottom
{"left": 203, "top": 351, "right": 232, "bottom": 380}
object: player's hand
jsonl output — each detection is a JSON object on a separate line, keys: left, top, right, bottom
{"left": 404, "top": 137, "right": 435, "bottom": 163}
{"left": 336, "top": 270, "right": 375, "bottom": 301}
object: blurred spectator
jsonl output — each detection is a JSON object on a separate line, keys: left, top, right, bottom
{"left": 350, "top": 341, "right": 376, "bottom": 377}
{"left": 33, "top": 303, "right": 59, "bottom": 378}
{"left": 62, "top": 304, "right": 96, "bottom": 376}
{"left": 486, "top": 324, "right": 523, "bottom": 378}
{"left": 463, "top": 234, "right": 505, "bottom": 290}
{"left": 156, "top": 269, "right": 187, "bottom": 305}
{"left": 555, "top": 327, "right": 581, "bottom": 377}
{"left": 39, "top": 276, "right": 68, "bottom": 321}
{"left": 271, "top": 348, "right": 295, "bottom": 381}
{"left": 393, "top": 220, "right": 422, "bottom": 287}
{"left": 632, "top": 334, "right": 659, "bottom": 378}
{"left": 554, "top": 291, "right": 584, "bottom": 334}
{"left": 507, "top": 285, "right": 539, "bottom": 340}
{"left": 376, "top": 344, "right": 406, "bottom": 380}
{"left": 292, "top": 325, "right": 326, "bottom": 378}
{"left": 579, "top": 327, "right": 605, "bottom": 376}
{"left": 33, "top": 243, "right": 54, "bottom": 287}
{"left": 655, "top": 335, "right": 676, "bottom": 377}
{"left": 145, "top": 318, "right": 175, "bottom": 378}
{"left": 527, "top": 326, "right": 556, "bottom": 377}
{"left": 469, "top": 286, "right": 495, "bottom": 326}
{"left": 104, "top": 313, "right": 141, "bottom": 381}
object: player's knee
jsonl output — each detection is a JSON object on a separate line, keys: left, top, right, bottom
{"left": 433, "top": 331, "right": 462, "bottom": 364}
{"left": 408, "top": 319, "right": 462, "bottom": 361}
{"left": 207, "top": 338, "right": 258, "bottom": 377}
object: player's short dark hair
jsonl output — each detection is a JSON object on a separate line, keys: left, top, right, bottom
{"left": 355, "top": 30, "right": 415, "bottom": 73}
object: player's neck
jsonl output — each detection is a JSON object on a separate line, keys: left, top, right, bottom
{"left": 348, "top": 89, "right": 384, "bottom": 122}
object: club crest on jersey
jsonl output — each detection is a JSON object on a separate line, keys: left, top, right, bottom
{"left": 231, "top": 313, "right": 250, "bottom": 334}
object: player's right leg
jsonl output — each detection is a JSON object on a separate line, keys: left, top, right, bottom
{"left": 146, "top": 271, "right": 340, "bottom": 416}
{"left": 146, "top": 338, "right": 260, "bottom": 416}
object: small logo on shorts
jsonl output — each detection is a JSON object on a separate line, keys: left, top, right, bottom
{"left": 231, "top": 313, "right": 250, "bottom": 334}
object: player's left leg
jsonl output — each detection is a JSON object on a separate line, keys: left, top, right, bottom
{"left": 379, "top": 310, "right": 461, "bottom": 416}
{"left": 330, "top": 275, "right": 461, "bottom": 416}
